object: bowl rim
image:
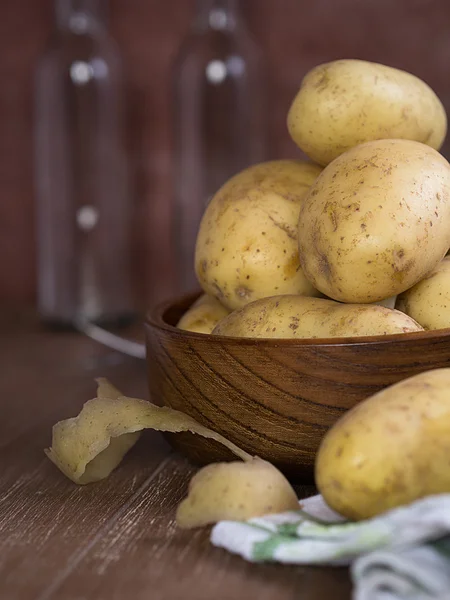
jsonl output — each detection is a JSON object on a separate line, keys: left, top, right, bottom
{"left": 145, "top": 292, "right": 450, "bottom": 348}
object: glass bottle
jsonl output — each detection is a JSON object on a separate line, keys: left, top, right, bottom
{"left": 172, "top": 0, "right": 268, "bottom": 294}
{"left": 34, "top": 0, "right": 135, "bottom": 327}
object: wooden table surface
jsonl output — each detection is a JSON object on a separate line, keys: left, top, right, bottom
{"left": 0, "top": 323, "right": 352, "bottom": 600}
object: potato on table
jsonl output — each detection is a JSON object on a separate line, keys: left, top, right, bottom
{"left": 316, "top": 368, "right": 450, "bottom": 520}
{"left": 195, "top": 160, "right": 323, "bottom": 311}
{"left": 212, "top": 295, "right": 423, "bottom": 339}
{"left": 396, "top": 257, "right": 450, "bottom": 330}
{"left": 298, "top": 139, "right": 450, "bottom": 304}
{"left": 177, "top": 294, "right": 230, "bottom": 334}
{"left": 288, "top": 59, "right": 447, "bottom": 165}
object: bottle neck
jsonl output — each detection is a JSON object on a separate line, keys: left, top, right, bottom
{"left": 55, "top": 0, "right": 108, "bottom": 34}
{"left": 193, "top": 0, "right": 243, "bottom": 32}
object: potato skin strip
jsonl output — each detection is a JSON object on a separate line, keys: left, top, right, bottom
{"left": 176, "top": 457, "right": 300, "bottom": 529}
{"left": 45, "top": 379, "right": 252, "bottom": 484}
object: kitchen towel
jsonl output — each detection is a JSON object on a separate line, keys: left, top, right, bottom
{"left": 211, "top": 494, "right": 450, "bottom": 600}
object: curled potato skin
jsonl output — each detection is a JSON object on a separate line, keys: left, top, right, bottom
{"left": 195, "top": 160, "right": 323, "bottom": 311}
{"left": 176, "top": 458, "right": 299, "bottom": 529}
{"left": 298, "top": 139, "right": 450, "bottom": 303}
{"left": 212, "top": 295, "right": 423, "bottom": 339}
{"left": 287, "top": 59, "right": 447, "bottom": 166}
{"left": 45, "top": 379, "right": 251, "bottom": 484}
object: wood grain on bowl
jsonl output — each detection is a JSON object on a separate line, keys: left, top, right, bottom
{"left": 145, "top": 293, "right": 450, "bottom": 479}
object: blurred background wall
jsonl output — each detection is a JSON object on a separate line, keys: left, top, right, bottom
{"left": 1, "top": 0, "right": 450, "bottom": 312}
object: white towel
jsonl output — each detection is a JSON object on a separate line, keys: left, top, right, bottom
{"left": 211, "top": 494, "right": 450, "bottom": 600}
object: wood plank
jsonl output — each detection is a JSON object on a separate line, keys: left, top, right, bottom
{"left": 46, "top": 456, "right": 351, "bottom": 600}
{"left": 0, "top": 434, "right": 171, "bottom": 600}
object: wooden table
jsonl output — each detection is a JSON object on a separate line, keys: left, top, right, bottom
{"left": 0, "top": 324, "right": 351, "bottom": 599}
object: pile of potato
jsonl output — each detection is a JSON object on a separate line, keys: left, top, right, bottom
{"left": 46, "top": 61, "right": 450, "bottom": 529}
{"left": 178, "top": 59, "right": 450, "bottom": 339}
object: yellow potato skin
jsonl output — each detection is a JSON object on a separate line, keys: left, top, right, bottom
{"left": 316, "top": 368, "right": 450, "bottom": 520}
{"left": 298, "top": 139, "right": 450, "bottom": 303}
{"left": 177, "top": 294, "right": 230, "bottom": 334}
{"left": 396, "top": 257, "right": 450, "bottom": 330}
{"left": 176, "top": 458, "right": 299, "bottom": 529}
{"left": 287, "top": 59, "right": 447, "bottom": 166}
{"left": 195, "top": 160, "right": 323, "bottom": 311}
{"left": 212, "top": 295, "right": 423, "bottom": 339}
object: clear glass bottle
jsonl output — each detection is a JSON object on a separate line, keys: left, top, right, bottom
{"left": 34, "top": 0, "right": 135, "bottom": 327}
{"left": 172, "top": 0, "right": 268, "bottom": 294}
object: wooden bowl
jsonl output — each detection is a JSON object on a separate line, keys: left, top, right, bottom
{"left": 145, "top": 292, "right": 450, "bottom": 479}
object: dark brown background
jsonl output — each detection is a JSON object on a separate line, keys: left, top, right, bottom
{"left": 2, "top": 0, "right": 450, "bottom": 311}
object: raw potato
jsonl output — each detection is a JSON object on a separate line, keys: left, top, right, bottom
{"left": 46, "top": 379, "right": 251, "bottom": 484}
{"left": 298, "top": 139, "right": 450, "bottom": 303}
{"left": 176, "top": 458, "right": 299, "bottom": 529}
{"left": 287, "top": 59, "right": 447, "bottom": 166}
{"left": 212, "top": 295, "right": 423, "bottom": 339}
{"left": 177, "top": 294, "right": 230, "bottom": 334}
{"left": 315, "top": 368, "right": 450, "bottom": 520}
{"left": 195, "top": 160, "right": 323, "bottom": 311}
{"left": 396, "top": 257, "right": 450, "bottom": 330}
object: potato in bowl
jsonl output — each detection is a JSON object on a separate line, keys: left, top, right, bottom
{"left": 195, "top": 160, "right": 323, "bottom": 311}
{"left": 297, "top": 139, "right": 450, "bottom": 304}
{"left": 396, "top": 256, "right": 450, "bottom": 330}
{"left": 212, "top": 295, "right": 423, "bottom": 339}
{"left": 287, "top": 59, "right": 447, "bottom": 166}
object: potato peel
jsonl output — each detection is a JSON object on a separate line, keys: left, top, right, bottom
{"left": 96, "top": 377, "right": 124, "bottom": 400}
{"left": 45, "top": 379, "right": 252, "bottom": 484}
{"left": 176, "top": 457, "right": 300, "bottom": 529}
